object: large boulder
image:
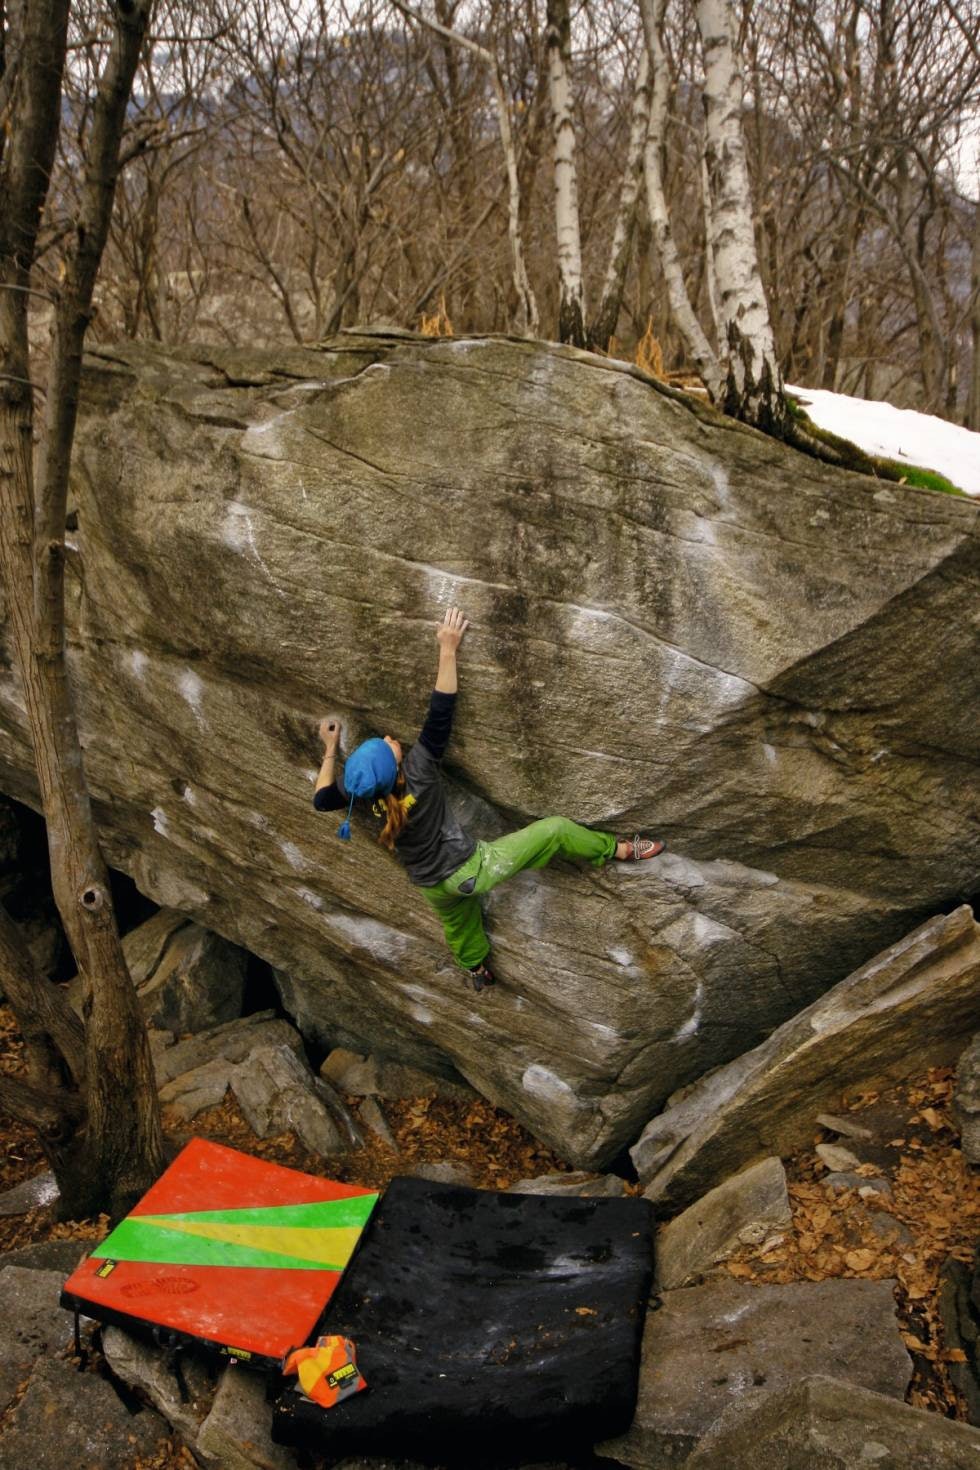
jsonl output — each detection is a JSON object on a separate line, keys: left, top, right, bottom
{"left": 0, "top": 333, "right": 976, "bottom": 1168}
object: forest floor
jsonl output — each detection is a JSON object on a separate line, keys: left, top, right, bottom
{"left": 0, "top": 1002, "right": 977, "bottom": 1466}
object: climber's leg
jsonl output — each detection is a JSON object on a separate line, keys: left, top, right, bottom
{"left": 469, "top": 816, "right": 617, "bottom": 895}
{"left": 420, "top": 882, "right": 491, "bottom": 970}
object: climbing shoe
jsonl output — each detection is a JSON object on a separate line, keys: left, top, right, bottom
{"left": 465, "top": 961, "right": 496, "bottom": 993}
{"left": 617, "top": 836, "right": 666, "bottom": 861}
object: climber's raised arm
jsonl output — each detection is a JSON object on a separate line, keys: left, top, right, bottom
{"left": 313, "top": 718, "right": 345, "bottom": 810}
{"left": 418, "top": 605, "right": 469, "bottom": 761}
{"left": 434, "top": 605, "right": 468, "bottom": 694}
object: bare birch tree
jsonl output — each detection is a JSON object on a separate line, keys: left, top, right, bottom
{"left": 970, "top": 185, "right": 980, "bottom": 431}
{"left": 588, "top": 48, "right": 650, "bottom": 352}
{"left": 639, "top": 0, "right": 722, "bottom": 397}
{"left": 694, "top": 0, "right": 786, "bottom": 430}
{"left": 544, "top": 0, "right": 586, "bottom": 344}
{"left": 0, "top": 0, "right": 164, "bottom": 1220}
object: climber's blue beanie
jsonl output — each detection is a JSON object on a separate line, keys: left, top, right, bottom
{"left": 337, "top": 738, "right": 398, "bottom": 841}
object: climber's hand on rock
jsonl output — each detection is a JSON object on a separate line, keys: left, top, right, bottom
{"left": 436, "top": 605, "right": 469, "bottom": 652}
{"left": 319, "top": 718, "right": 341, "bottom": 752}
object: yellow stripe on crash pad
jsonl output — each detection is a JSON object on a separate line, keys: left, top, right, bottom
{"left": 137, "top": 1216, "right": 364, "bottom": 1267}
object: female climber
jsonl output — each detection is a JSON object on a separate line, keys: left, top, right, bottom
{"left": 312, "top": 607, "right": 665, "bottom": 992}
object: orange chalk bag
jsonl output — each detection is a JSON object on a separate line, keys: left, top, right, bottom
{"left": 283, "top": 1334, "right": 367, "bottom": 1409}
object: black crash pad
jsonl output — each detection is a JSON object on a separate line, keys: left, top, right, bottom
{"left": 272, "top": 1175, "right": 654, "bottom": 1465}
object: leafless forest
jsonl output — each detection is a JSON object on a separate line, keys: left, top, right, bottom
{"left": 32, "top": 0, "right": 976, "bottom": 424}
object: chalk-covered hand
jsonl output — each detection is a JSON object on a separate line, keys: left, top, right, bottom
{"left": 319, "top": 718, "right": 341, "bottom": 752}
{"left": 436, "top": 605, "right": 469, "bottom": 652}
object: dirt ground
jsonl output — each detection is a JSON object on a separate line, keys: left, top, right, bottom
{"left": 1, "top": 1002, "right": 978, "bottom": 1465}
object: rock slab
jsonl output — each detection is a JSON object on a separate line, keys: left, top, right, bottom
{"left": 655, "top": 1158, "right": 791, "bottom": 1290}
{"left": 0, "top": 1355, "right": 170, "bottom": 1470}
{"left": 598, "top": 1277, "right": 911, "bottom": 1468}
{"left": 0, "top": 1266, "right": 75, "bottom": 1412}
{"left": 633, "top": 906, "right": 980, "bottom": 1211}
{"left": 685, "top": 1374, "right": 980, "bottom": 1469}
{"left": 230, "top": 1042, "right": 345, "bottom": 1155}
{"left": 955, "top": 1032, "right": 980, "bottom": 1164}
{"left": 70, "top": 907, "right": 246, "bottom": 1035}
{"left": 197, "top": 1364, "right": 297, "bottom": 1470}
{"left": 102, "top": 1325, "right": 216, "bottom": 1452}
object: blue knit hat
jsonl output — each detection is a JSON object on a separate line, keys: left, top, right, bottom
{"left": 337, "top": 738, "right": 399, "bottom": 841}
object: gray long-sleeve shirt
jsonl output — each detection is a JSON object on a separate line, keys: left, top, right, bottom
{"left": 313, "top": 690, "right": 476, "bottom": 887}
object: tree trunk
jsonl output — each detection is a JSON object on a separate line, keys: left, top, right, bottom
{"left": 0, "top": 0, "right": 163, "bottom": 1221}
{"left": 695, "top": 0, "right": 786, "bottom": 432}
{"left": 969, "top": 192, "right": 980, "bottom": 431}
{"left": 639, "top": 0, "right": 721, "bottom": 398}
{"left": 588, "top": 50, "right": 651, "bottom": 352}
{"left": 545, "top": 0, "right": 586, "bottom": 346}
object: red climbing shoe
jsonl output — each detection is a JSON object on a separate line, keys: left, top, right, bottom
{"left": 616, "top": 835, "right": 666, "bottom": 861}
{"left": 465, "top": 961, "right": 496, "bottom": 993}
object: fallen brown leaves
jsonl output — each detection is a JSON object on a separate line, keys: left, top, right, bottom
{"left": 723, "top": 1067, "right": 979, "bottom": 1418}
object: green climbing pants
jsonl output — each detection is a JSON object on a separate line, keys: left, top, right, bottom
{"left": 420, "top": 816, "right": 617, "bottom": 970}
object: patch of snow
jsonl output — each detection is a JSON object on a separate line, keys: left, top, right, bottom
{"left": 762, "top": 742, "right": 778, "bottom": 766}
{"left": 787, "top": 382, "right": 980, "bottom": 497}
{"left": 408, "top": 1004, "right": 433, "bottom": 1025}
{"left": 181, "top": 785, "right": 198, "bottom": 807}
{"left": 293, "top": 887, "right": 324, "bottom": 911}
{"left": 128, "top": 649, "right": 148, "bottom": 680}
{"left": 150, "top": 807, "right": 169, "bottom": 835}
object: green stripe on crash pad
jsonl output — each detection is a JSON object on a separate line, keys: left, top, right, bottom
{"left": 131, "top": 1195, "right": 378, "bottom": 1232}
{"left": 91, "top": 1217, "right": 347, "bottom": 1273}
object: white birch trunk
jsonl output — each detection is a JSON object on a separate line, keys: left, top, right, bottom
{"left": 546, "top": 0, "right": 586, "bottom": 346}
{"left": 490, "top": 62, "right": 540, "bottom": 338}
{"left": 700, "top": 146, "right": 721, "bottom": 345}
{"left": 590, "top": 48, "right": 651, "bottom": 352}
{"left": 639, "top": 0, "right": 722, "bottom": 399}
{"left": 969, "top": 187, "right": 980, "bottom": 431}
{"left": 695, "top": 0, "right": 786, "bottom": 430}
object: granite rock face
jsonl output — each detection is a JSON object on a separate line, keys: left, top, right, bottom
{"left": 654, "top": 1158, "right": 791, "bottom": 1289}
{"left": 633, "top": 906, "right": 980, "bottom": 1210}
{"left": 0, "top": 1266, "right": 74, "bottom": 1413}
{"left": 0, "top": 333, "right": 976, "bottom": 1167}
{"left": 685, "top": 1374, "right": 980, "bottom": 1469}
{"left": 599, "top": 1278, "right": 910, "bottom": 1467}
{"left": 954, "top": 1032, "right": 980, "bottom": 1164}
{"left": 0, "top": 1355, "right": 171, "bottom": 1470}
